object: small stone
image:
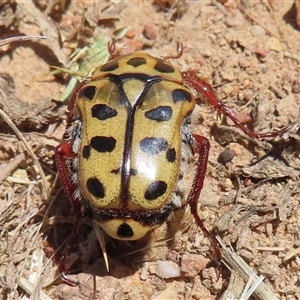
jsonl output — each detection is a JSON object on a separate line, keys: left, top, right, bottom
{"left": 143, "top": 23, "right": 157, "bottom": 40}
{"left": 218, "top": 149, "right": 236, "bottom": 164}
{"left": 181, "top": 254, "right": 208, "bottom": 278}
{"left": 125, "top": 29, "right": 136, "bottom": 38}
{"left": 119, "top": 39, "right": 143, "bottom": 56}
{"left": 254, "top": 43, "right": 269, "bottom": 58}
{"left": 218, "top": 178, "right": 234, "bottom": 191}
{"left": 200, "top": 47, "right": 212, "bottom": 58}
{"left": 222, "top": 84, "right": 234, "bottom": 96}
{"left": 292, "top": 79, "right": 300, "bottom": 93}
{"left": 265, "top": 37, "right": 281, "bottom": 52}
{"left": 155, "top": 260, "right": 181, "bottom": 279}
{"left": 225, "top": 10, "right": 244, "bottom": 27}
{"left": 219, "top": 38, "right": 227, "bottom": 47}
{"left": 238, "top": 91, "right": 244, "bottom": 101}
{"left": 239, "top": 58, "right": 250, "bottom": 68}
{"left": 250, "top": 25, "right": 266, "bottom": 38}
{"left": 221, "top": 70, "right": 236, "bottom": 82}
{"left": 243, "top": 89, "right": 254, "bottom": 101}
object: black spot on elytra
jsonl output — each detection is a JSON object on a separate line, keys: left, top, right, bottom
{"left": 145, "top": 106, "right": 173, "bottom": 122}
{"left": 154, "top": 59, "right": 175, "bottom": 73}
{"left": 145, "top": 180, "right": 167, "bottom": 200}
{"left": 92, "top": 104, "right": 118, "bottom": 120}
{"left": 172, "top": 89, "right": 192, "bottom": 103}
{"left": 111, "top": 168, "right": 120, "bottom": 174}
{"left": 130, "top": 168, "right": 138, "bottom": 176}
{"left": 111, "top": 168, "right": 138, "bottom": 175}
{"left": 91, "top": 136, "right": 116, "bottom": 152}
{"left": 100, "top": 60, "right": 119, "bottom": 72}
{"left": 82, "top": 145, "right": 91, "bottom": 159}
{"left": 166, "top": 148, "right": 176, "bottom": 162}
{"left": 117, "top": 223, "right": 134, "bottom": 238}
{"left": 86, "top": 178, "right": 105, "bottom": 198}
{"left": 127, "top": 57, "right": 147, "bottom": 67}
{"left": 80, "top": 86, "right": 96, "bottom": 100}
{"left": 140, "top": 137, "right": 168, "bottom": 155}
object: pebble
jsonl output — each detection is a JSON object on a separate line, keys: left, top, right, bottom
{"left": 155, "top": 260, "right": 181, "bottom": 279}
{"left": 181, "top": 254, "right": 208, "bottom": 278}
{"left": 266, "top": 37, "right": 282, "bottom": 52}
{"left": 218, "top": 149, "right": 236, "bottom": 164}
{"left": 250, "top": 25, "right": 266, "bottom": 38}
{"left": 200, "top": 47, "right": 212, "bottom": 57}
{"left": 292, "top": 79, "right": 300, "bottom": 93}
{"left": 143, "top": 23, "right": 157, "bottom": 40}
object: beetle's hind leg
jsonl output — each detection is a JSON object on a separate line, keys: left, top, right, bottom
{"left": 187, "top": 134, "right": 222, "bottom": 277}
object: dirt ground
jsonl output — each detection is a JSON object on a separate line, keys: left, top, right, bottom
{"left": 0, "top": 1, "right": 300, "bottom": 300}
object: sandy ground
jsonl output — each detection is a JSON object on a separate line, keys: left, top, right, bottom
{"left": 0, "top": 1, "right": 300, "bottom": 299}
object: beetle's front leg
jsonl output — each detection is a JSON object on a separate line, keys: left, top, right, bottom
{"left": 187, "top": 134, "right": 222, "bottom": 275}
{"left": 183, "top": 72, "right": 287, "bottom": 139}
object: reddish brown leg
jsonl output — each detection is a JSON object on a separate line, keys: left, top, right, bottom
{"left": 108, "top": 40, "right": 119, "bottom": 58}
{"left": 187, "top": 134, "right": 222, "bottom": 276}
{"left": 55, "top": 143, "right": 77, "bottom": 202}
{"left": 183, "top": 71, "right": 287, "bottom": 139}
{"left": 163, "top": 42, "right": 184, "bottom": 60}
{"left": 55, "top": 142, "right": 81, "bottom": 286}
{"left": 59, "top": 231, "right": 80, "bottom": 287}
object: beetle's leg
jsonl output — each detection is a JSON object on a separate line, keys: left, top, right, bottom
{"left": 55, "top": 142, "right": 80, "bottom": 211}
{"left": 183, "top": 72, "right": 287, "bottom": 139}
{"left": 108, "top": 40, "right": 119, "bottom": 58}
{"left": 163, "top": 42, "right": 184, "bottom": 60}
{"left": 187, "top": 134, "right": 222, "bottom": 276}
{"left": 55, "top": 142, "right": 81, "bottom": 286}
{"left": 58, "top": 219, "right": 81, "bottom": 287}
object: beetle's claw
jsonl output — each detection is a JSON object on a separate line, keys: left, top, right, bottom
{"left": 61, "top": 272, "right": 80, "bottom": 287}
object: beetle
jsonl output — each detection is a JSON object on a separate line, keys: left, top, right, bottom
{"left": 55, "top": 43, "right": 286, "bottom": 285}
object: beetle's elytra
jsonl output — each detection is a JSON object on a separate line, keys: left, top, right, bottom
{"left": 57, "top": 51, "right": 198, "bottom": 240}
{"left": 55, "top": 45, "right": 286, "bottom": 285}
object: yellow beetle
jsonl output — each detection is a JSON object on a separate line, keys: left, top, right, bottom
{"left": 55, "top": 44, "right": 285, "bottom": 285}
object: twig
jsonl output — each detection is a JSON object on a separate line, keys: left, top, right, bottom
{"left": 217, "top": 236, "right": 279, "bottom": 300}
{"left": 0, "top": 153, "right": 25, "bottom": 184}
{"left": 0, "top": 35, "right": 46, "bottom": 47}
{"left": 0, "top": 108, "right": 50, "bottom": 198}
